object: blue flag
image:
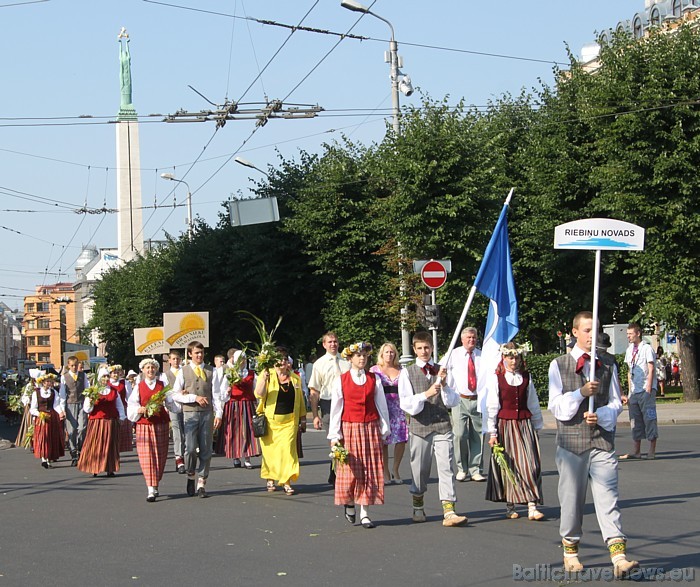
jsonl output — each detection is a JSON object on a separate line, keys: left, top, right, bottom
{"left": 473, "top": 202, "right": 519, "bottom": 345}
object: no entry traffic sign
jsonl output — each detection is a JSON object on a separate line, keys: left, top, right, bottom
{"left": 421, "top": 259, "right": 448, "bottom": 289}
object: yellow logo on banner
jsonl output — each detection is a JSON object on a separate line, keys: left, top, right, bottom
{"left": 166, "top": 314, "right": 206, "bottom": 346}
{"left": 137, "top": 328, "right": 165, "bottom": 353}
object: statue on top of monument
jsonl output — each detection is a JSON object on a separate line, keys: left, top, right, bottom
{"left": 118, "top": 27, "right": 133, "bottom": 109}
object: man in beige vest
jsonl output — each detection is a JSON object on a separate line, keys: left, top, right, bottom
{"left": 172, "top": 342, "right": 225, "bottom": 497}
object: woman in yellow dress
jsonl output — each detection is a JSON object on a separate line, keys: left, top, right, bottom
{"left": 254, "top": 347, "right": 307, "bottom": 495}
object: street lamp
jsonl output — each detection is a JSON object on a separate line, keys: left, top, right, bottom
{"left": 341, "top": 0, "right": 413, "bottom": 364}
{"left": 234, "top": 156, "right": 270, "bottom": 178}
{"left": 160, "top": 173, "right": 193, "bottom": 238}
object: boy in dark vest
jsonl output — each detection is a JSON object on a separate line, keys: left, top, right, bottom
{"left": 59, "top": 355, "right": 90, "bottom": 465}
{"left": 172, "top": 342, "right": 224, "bottom": 497}
{"left": 398, "top": 331, "right": 467, "bottom": 527}
{"left": 548, "top": 311, "right": 639, "bottom": 578}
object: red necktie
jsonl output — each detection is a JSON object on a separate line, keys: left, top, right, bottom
{"left": 467, "top": 351, "right": 476, "bottom": 392}
{"left": 576, "top": 353, "right": 601, "bottom": 374}
{"left": 422, "top": 363, "right": 437, "bottom": 377}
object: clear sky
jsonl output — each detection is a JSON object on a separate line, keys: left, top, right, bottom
{"left": 0, "top": 0, "right": 645, "bottom": 310}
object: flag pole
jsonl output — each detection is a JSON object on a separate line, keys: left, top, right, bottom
{"left": 588, "top": 249, "right": 602, "bottom": 412}
{"left": 442, "top": 188, "right": 514, "bottom": 368}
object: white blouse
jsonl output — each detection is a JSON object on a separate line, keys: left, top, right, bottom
{"left": 485, "top": 370, "right": 543, "bottom": 435}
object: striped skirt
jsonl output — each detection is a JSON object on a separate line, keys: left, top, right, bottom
{"left": 16, "top": 405, "right": 32, "bottom": 449}
{"left": 334, "top": 420, "right": 385, "bottom": 506}
{"left": 33, "top": 411, "right": 65, "bottom": 461}
{"left": 77, "top": 418, "right": 120, "bottom": 475}
{"left": 486, "top": 418, "right": 543, "bottom": 505}
{"left": 119, "top": 418, "right": 134, "bottom": 452}
{"left": 216, "top": 400, "right": 261, "bottom": 459}
{"left": 136, "top": 421, "right": 170, "bottom": 487}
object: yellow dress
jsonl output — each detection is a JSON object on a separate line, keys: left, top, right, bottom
{"left": 258, "top": 370, "right": 306, "bottom": 485}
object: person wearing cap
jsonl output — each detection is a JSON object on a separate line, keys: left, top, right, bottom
{"left": 216, "top": 350, "right": 260, "bottom": 469}
{"left": 171, "top": 341, "right": 225, "bottom": 498}
{"left": 59, "top": 355, "right": 91, "bottom": 466}
{"left": 30, "top": 373, "right": 65, "bottom": 468}
{"left": 329, "top": 342, "right": 390, "bottom": 529}
{"left": 162, "top": 350, "right": 186, "bottom": 474}
{"left": 128, "top": 358, "right": 180, "bottom": 502}
{"left": 77, "top": 368, "right": 126, "bottom": 477}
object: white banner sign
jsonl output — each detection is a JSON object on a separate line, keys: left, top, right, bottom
{"left": 133, "top": 327, "right": 169, "bottom": 356}
{"left": 554, "top": 218, "right": 645, "bottom": 251}
{"left": 163, "top": 312, "right": 210, "bottom": 348}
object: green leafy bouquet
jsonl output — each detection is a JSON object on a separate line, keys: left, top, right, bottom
{"left": 238, "top": 312, "right": 283, "bottom": 372}
{"left": 82, "top": 384, "right": 104, "bottom": 404}
{"left": 492, "top": 442, "right": 519, "bottom": 488}
{"left": 225, "top": 350, "right": 247, "bottom": 386}
{"left": 329, "top": 444, "right": 349, "bottom": 471}
{"left": 145, "top": 385, "right": 172, "bottom": 417}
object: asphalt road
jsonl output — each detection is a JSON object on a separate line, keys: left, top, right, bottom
{"left": 1, "top": 422, "right": 699, "bottom": 587}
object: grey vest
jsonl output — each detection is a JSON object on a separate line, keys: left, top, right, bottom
{"left": 181, "top": 364, "right": 214, "bottom": 412}
{"left": 554, "top": 353, "right": 615, "bottom": 454}
{"left": 63, "top": 372, "right": 86, "bottom": 403}
{"left": 406, "top": 364, "right": 452, "bottom": 438}
{"left": 164, "top": 368, "right": 178, "bottom": 387}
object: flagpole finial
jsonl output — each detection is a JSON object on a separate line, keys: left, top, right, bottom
{"left": 505, "top": 187, "right": 514, "bottom": 206}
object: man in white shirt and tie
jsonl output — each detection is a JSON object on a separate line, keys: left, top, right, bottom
{"left": 163, "top": 350, "right": 186, "bottom": 474}
{"left": 442, "top": 327, "right": 485, "bottom": 482}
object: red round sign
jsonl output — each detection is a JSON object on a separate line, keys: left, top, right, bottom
{"left": 421, "top": 260, "right": 447, "bottom": 289}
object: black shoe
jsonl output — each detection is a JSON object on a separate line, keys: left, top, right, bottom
{"left": 41, "top": 461, "right": 49, "bottom": 469}
{"left": 71, "top": 458, "right": 78, "bottom": 467}
{"left": 233, "top": 459, "right": 242, "bottom": 468}
{"left": 360, "top": 516, "right": 375, "bottom": 529}
{"left": 153, "top": 488, "right": 160, "bottom": 497}
{"left": 177, "top": 464, "right": 186, "bottom": 474}
{"left": 197, "top": 487, "right": 207, "bottom": 498}
{"left": 344, "top": 506, "right": 356, "bottom": 524}
{"left": 146, "top": 495, "right": 156, "bottom": 503}
{"left": 187, "top": 478, "right": 196, "bottom": 496}
{"left": 107, "top": 472, "right": 116, "bottom": 477}
{"left": 93, "top": 473, "right": 98, "bottom": 478}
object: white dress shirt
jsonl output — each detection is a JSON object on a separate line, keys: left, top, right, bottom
{"left": 172, "top": 364, "right": 225, "bottom": 419}
{"left": 484, "top": 370, "right": 543, "bottom": 435}
{"left": 327, "top": 368, "right": 391, "bottom": 442}
{"left": 398, "top": 359, "right": 460, "bottom": 416}
{"left": 548, "top": 346, "right": 622, "bottom": 432}
{"left": 308, "top": 352, "right": 350, "bottom": 401}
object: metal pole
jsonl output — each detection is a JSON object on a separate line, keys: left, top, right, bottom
{"left": 589, "top": 249, "right": 602, "bottom": 412}
{"left": 186, "top": 190, "right": 193, "bottom": 240}
{"left": 431, "top": 289, "right": 438, "bottom": 362}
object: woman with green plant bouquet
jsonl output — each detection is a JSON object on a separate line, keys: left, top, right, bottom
{"left": 29, "top": 373, "right": 65, "bottom": 468}
{"left": 254, "top": 347, "right": 306, "bottom": 495}
{"left": 485, "top": 342, "right": 544, "bottom": 521}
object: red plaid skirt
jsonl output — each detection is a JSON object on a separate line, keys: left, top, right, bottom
{"left": 136, "top": 421, "right": 170, "bottom": 487}
{"left": 334, "top": 420, "right": 385, "bottom": 506}
{"left": 78, "top": 418, "right": 120, "bottom": 475}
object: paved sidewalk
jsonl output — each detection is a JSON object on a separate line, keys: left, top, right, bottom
{"left": 541, "top": 400, "right": 700, "bottom": 429}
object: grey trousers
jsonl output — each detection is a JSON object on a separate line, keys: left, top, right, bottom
{"left": 555, "top": 445, "right": 625, "bottom": 544}
{"left": 167, "top": 409, "right": 185, "bottom": 460}
{"left": 452, "top": 396, "right": 483, "bottom": 476}
{"left": 183, "top": 410, "right": 214, "bottom": 479}
{"left": 409, "top": 430, "right": 457, "bottom": 503}
{"left": 64, "top": 402, "right": 87, "bottom": 455}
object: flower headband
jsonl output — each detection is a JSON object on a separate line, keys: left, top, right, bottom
{"left": 37, "top": 373, "right": 58, "bottom": 384}
{"left": 108, "top": 364, "right": 122, "bottom": 373}
{"left": 139, "top": 358, "right": 160, "bottom": 370}
{"left": 499, "top": 342, "right": 532, "bottom": 357}
{"left": 341, "top": 341, "right": 373, "bottom": 360}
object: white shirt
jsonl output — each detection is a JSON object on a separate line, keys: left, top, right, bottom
{"left": 30, "top": 388, "right": 63, "bottom": 417}
{"left": 484, "top": 370, "right": 543, "bottom": 435}
{"left": 625, "top": 340, "right": 656, "bottom": 393}
{"left": 127, "top": 377, "right": 180, "bottom": 423}
{"left": 308, "top": 352, "right": 350, "bottom": 401}
{"left": 327, "top": 368, "right": 391, "bottom": 442}
{"left": 398, "top": 359, "right": 460, "bottom": 416}
{"left": 171, "top": 364, "right": 225, "bottom": 419}
{"left": 441, "top": 346, "right": 482, "bottom": 396}
{"left": 548, "top": 346, "right": 622, "bottom": 432}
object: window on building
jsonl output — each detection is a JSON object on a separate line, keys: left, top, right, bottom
{"left": 26, "top": 336, "right": 36, "bottom": 346}
{"left": 37, "top": 318, "right": 50, "bottom": 329}
{"left": 673, "top": 0, "right": 682, "bottom": 17}
{"left": 25, "top": 303, "right": 35, "bottom": 312}
{"left": 37, "top": 302, "right": 50, "bottom": 312}
{"left": 634, "top": 16, "right": 644, "bottom": 38}
{"left": 650, "top": 7, "right": 660, "bottom": 25}
{"left": 37, "top": 336, "right": 51, "bottom": 346}
{"left": 38, "top": 353, "right": 51, "bottom": 363}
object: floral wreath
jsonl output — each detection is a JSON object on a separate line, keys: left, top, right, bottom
{"left": 36, "top": 373, "right": 58, "bottom": 385}
{"left": 499, "top": 341, "right": 532, "bottom": 357}
{"left": 108, "top": 364, "right": 123, "bottom": 373}
{"left": 139, "top": 358, "right": 160, "bottom": 370}
{"left": 341, "top": 341, "right": 373, "bottom": 360}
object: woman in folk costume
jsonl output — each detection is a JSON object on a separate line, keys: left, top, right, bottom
{"left": 78, "top": 368, "right": 126, "bottom": 477}
{"left": 127, "top": 358, "right": 179, "bottom": 502}
{"left": 16, "top": 369, "right": 41, "bottom": 449}
{"left": 30, "top": 373, "right": 65, "bottom": 468}
{"left": 217, "top": 350, "right": 260, "bottom": 469}
{"left": 485, "top": 342, "right": 545, "bottom": 521}
{"left": 254, "top": 347, "right": 307, "bottom": 495}
{"left": 107, "top": 365, "right": 134, "bottom": 453}
{"left": 329, "top": 342, "right": 390, "bottom": 529}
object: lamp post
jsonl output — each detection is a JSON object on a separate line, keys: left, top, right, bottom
{"left": 160, "top": 173, "right": 193, "bottom": 238}
{"left": 234, "top": 156, "right": 270, "bottom": 178}
{"left": 341, "top": 0, "right": 413, "bottom": 364}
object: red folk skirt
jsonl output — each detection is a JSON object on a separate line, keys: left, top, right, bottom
{"left": 135, "top": 421, "right": 170, "bottom": 487}
{"left": 216, "top": 400, "right": 261, "bottom": 459}
{"left": 33, "top": 411, "right": 65, "bottom": 461}
{"left": 77, "top": 418, "right": 120, "bottom": 475}
{"left": 334, "top": 420, "right": 385, "bottom": 506}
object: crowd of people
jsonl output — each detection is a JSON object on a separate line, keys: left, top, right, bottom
{"left": 12, "top": 313, "right": 655, "bottom": 578}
